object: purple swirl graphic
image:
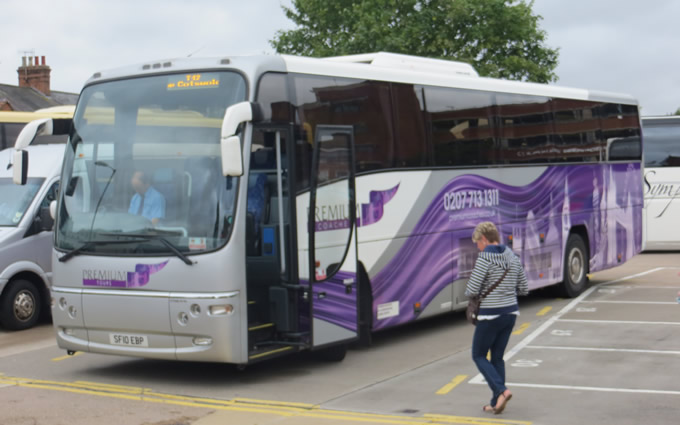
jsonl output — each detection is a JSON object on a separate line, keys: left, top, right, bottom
{"left": 370, "top": 164, "right": 642, "bottom": 330}
{"left": 83, "top": 261, "right": 169, "bottom": 288}
{"left": 301, "top": 271, "right": 358, "bottom": 332}
{"left": 315, "top": 184, "right": 400, "bottom": 232}
{"left": 358, "top": 183, "right": 400, "bottom": 227}
{"left": 311, "top": 271, "right": 358, "bottom": 331}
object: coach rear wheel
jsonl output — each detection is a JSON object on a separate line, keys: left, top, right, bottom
{"left": 560, "top": 234, "right": 588, "bottom": 298}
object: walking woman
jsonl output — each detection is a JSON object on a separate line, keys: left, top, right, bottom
{"left": 466, "top": 222, "right": 529, "bottom": 414}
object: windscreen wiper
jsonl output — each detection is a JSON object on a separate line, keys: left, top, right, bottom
{"left": 99, "top": 232, "right": 193, "bottom": 266}
{"left": 58, "top": 239, "right": 139, "bottom": 263}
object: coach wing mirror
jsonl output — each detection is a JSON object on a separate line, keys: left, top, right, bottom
{"left": 50, "top": 200, "right": 58, "bottom": 221}
{"left": 220, "top": 102, "right": 261, "bottom": 177}
{"left": 15, "top": 118, "right": 53, "bottom": 150}
{"left": 12, "top": 150, "right": 28, "bottom": 185}
{"left": 12, "top": 118, "right": 55, "bottom": 185}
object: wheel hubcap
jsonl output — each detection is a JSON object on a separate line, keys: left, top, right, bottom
{"left": 568, "top": 248, "right": 584, "bottom": 285}
{"left": 14, "top": 290, "right": 35, "bottom": 322}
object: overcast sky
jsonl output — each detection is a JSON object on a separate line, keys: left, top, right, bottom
{"left": 1, "top": 0, "right": 678, "bottom": 115}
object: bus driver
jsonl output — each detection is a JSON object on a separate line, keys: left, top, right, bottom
{"left": 128, "top": 170, "right": 165, "bottom": 226}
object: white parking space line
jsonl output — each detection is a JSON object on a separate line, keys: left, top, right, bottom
{"left": 501, "top": 382, "right": 680, "bottom": 396}
{"left": 581, "top": 300, "right": 678, "bottom": 305}
{"left": 597, "top": 267, "right": 668, "bottom": 285}
{"left": 525, "top": 345, "right": 680, "bottom": 356}
{"left": 557, "top": 319, "right": 680, "bottom": 326}
{"left": 0, "top": 340, "right": 56, "bottom": 359}
{"left": 604, "top": 286, "right": 680, "bottom": 289}
{"left": 469, "top": 267, "right": 671, "bottom": 386}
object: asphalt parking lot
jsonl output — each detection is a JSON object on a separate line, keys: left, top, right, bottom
{"left": 1, "top": 253, "right": 679, "bottom": 425}
{"left": 311, "top": 253, "right": 680, "bottom": 425}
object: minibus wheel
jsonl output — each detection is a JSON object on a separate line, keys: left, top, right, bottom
{"left": 0, "top": 279, "right": 41, "bottom": 330}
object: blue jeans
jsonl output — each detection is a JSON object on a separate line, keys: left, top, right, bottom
{"left": 471, "top": 314, "right": 517, "bottom": 406}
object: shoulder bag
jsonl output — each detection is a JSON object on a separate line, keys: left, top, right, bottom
{"left": 466, "top": 268, "right": 510, "bottom": 325}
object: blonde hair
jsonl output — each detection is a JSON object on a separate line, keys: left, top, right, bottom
{"left": 472, "top": 221, "right": 500, "bottom": 243}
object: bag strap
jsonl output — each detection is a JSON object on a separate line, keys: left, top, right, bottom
{"left": 478, "top": 267, "right": 510, "bottom": 300}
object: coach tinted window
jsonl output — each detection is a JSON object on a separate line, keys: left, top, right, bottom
{"left": 551, "top": 99, "right": 602, "bottom": 162}
{"left": 256, "top": 73, "right": 292, "bottom": 123}
{"left": 496, "top": 94, "right": 554, "bottom": 164}
{"left": 291, "top": 75, "right": 395, "bottom": 177}
{"left": 642, "top": 121, "right": 680, "bottom": 167}
{"left": 601, "top": 104, "right": 642, "bottom": 162}
{"left": 425, "top": 87, "right": 497, "bottom": 166}
{"left": 392, "top": 83, "right": 428, "bottom": 167}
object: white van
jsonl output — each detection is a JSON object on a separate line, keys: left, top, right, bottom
{"left": 0, "top": 144, "right": 63, "bottom": 329}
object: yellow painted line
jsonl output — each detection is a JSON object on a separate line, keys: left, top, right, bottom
{"left": 3, "top": 377, "right": 145, "bottom": 395}
{"left": 248, "top": 323, "right": 274, "bottom": 331}
{"left": 248, "top": 346, "right": 293, "bottom": 360}
{"left": 73, "top": 381, "right": 150, "bottom": 393}
{"left": 51, "top": 351, "right": 83, "bottom": 361}
{"left": 426, "top": 413, "right": 532, "bottom": 424}
{"left": 435, "top": 375, "right": 468, "bottom": 395}
{"left": 300, "top": 412, "right": 430, "bottom": 424}
{"left": 0, "top": 377, "right": 299, "bottom": 415}
{"left": 512, "top": 322, "right": 531, "bottom": 335}
{"left": 234, "top": 397, "right": 317, "bottom": 408}
{"left": 536, "top": 306, "right": 553, "bottom": 316}
{"left": 0, "top": 374, "right": 531, "bottom": 425}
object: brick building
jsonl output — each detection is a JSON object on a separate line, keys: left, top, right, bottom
{"left": 0, "top": 56, "right": 78, "bottom": 111}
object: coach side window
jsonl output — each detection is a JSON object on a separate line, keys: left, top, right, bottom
{"left": 257, "top": 73, "right": 292, "bottom": 124}
{"left": 601, "top": 103, "right": 642, "bottom": 162}
{"left": 391, "top": 83, "right": 428, "bottom": 168}
{"left": 551, "top": 99, "right": 602, "bottom": 162}
{"left": 497, "top": 94, "right": 553, "bottom": 164}
{"left": 291, "top": 75, "right": 396, "bottom": 177}
{"left": 642, "top": 122, "right": 680, "bottom": 167}
{"left": 425, "top": 87, "right": 497, "bottom": 167}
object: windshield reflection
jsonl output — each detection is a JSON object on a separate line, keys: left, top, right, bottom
{"left": 0, "top": 178, "right": 44, "bottom": 226}
{"left": 56, "top": 71, "right": 246, "bottom": 256}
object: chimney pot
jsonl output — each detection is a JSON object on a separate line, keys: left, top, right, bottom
{"left": 17, "top": 54, "right": 52, "bottom": 96}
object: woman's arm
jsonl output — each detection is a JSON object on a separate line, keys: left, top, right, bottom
{"left": 465, "top": 257, "right": 489, "bottom": 297}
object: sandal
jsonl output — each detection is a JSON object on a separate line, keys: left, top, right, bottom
{"left": 493, "top": 390, "right": 512, "bottom": 415}
{"left": 482, "top": 405, "right": 494, "bottom": 413}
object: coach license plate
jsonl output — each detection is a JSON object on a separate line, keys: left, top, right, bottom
{"left": 109, "top": 333, "right": 149, "bottom": 347}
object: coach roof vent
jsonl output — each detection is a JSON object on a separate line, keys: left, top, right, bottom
{"left": 323, "top": 52, "right": 479, "bottom": 78}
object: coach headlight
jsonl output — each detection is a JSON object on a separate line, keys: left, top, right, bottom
{"left": 209, "top": 304, "right": 234, "bottom": 316}
{"left": 192, "top": 337, "right": 213, "bottom": 346}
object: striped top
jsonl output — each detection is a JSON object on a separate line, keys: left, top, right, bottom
{"left": 465, "top": 245, "right": 529, "bottom": 315}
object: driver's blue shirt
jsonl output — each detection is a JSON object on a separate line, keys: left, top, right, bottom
{"left": 129, "top": 186, "right": 165, "bottom": 222}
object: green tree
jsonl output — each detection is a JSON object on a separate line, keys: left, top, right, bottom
{"left": 271, "top": 0, "right": 559, "bottom": 83}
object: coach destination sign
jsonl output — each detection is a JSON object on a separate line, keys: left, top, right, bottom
{"left": 167, "top": 73, "right": 220, "bottom": 90}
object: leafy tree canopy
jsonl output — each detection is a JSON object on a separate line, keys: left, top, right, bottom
{"left": 271, "top": 0, "right": 559, "bottom": 83}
